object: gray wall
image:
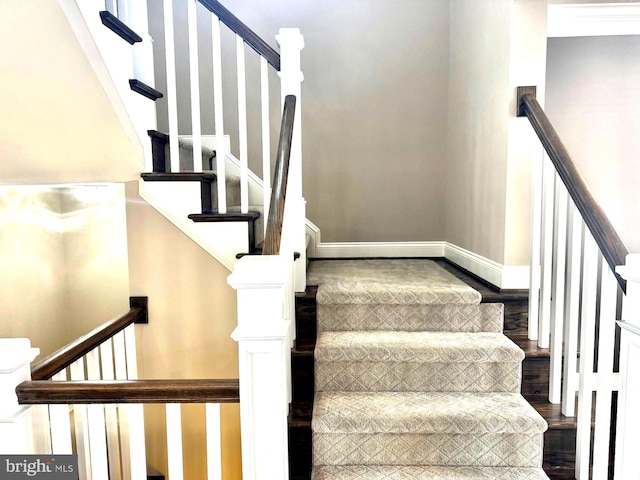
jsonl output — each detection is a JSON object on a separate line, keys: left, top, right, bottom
{"left": 546, "top": 35, "right": 640, "bottom": 253}
{"left": 149, "top": 0, "right": 450, "bottom": 243}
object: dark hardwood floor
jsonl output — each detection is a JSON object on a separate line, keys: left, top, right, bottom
{"left": 289, "top": 259, "right": 578, "bottom": 480}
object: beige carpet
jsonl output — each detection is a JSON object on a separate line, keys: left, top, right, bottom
{"left": 308, "top": 259, "right": 548, "bottom": 479}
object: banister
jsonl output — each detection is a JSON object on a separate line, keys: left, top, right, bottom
{"left": 262, "top": 95, "right": 296, "bottom": 256}
{"left": 517, "top": 88, "right": 628, "bottom": 292}
{"left": 197, "top": 0, "right": 281, "bottom": 71}
{"left": 16, "top": 379, "right": 239, "bottom": 404}
{"left": 30, "top": 297, "right": 148, "bottom": 381}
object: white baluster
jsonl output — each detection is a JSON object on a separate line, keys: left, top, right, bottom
{"left": 49, "top": 371, "right": 73, "bottom": 454}
{"left": 163, "top": 0, "right": 180, "bottom": 173}
{"left": 549, "top": 178, "right": 568, "bottom": 404}
{"left": 166, "top": 403, "right": 184, "bottom": 480}
{"left": 212, "top": 16, "right": 226, "bottom": 213}
{"left": 86, "top": 349, "right": 109, "bottom": 480}
{"left": 126, "top": 0, "right": 156, "bottom": 172}
{"left": 237, "top": 35, "right": 249, "bottom": 213}
{"left": 100, "top": 340, "right": 123, "bottom": 480}
{"left": 116, "top": 0, "right": 127, "bottom": 23}
{"left": 276, "top": 28, "right": 306, "bottom": 293}
{"left": 562, "top": 202, "right": 582, "bottom": 417}
{"left": 206, "top": 403, "right": 222, "bottom": 480}
{"left": 575, "top": 232, "right": 598, "bottom": 480}
{"left": 188, "top": 0, "right": 202, "bottom": 173}
{"left": 261, "top": 56, "right": 272, "bottom": 228}
{"left": 112, "top": 331, "right": 132, "bottom": 480}
{"left": 124, "top": 325, "right": 147, "bottom": 479}
{"left": 105, "top": 0, "right": 115, "bottom": 15}
{"left": 70, "top": 358, "right": 92, "bottom": 480}
{"left": 538, "top": 156, "right": 555, "bottom": 348}
{"left": 528, "top": 152, "right": 543, "bottom": 341}
{"left": 592, "top": 262, "right": 618, "bottom": 478}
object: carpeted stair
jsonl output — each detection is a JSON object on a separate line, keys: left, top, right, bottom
{"left": 307, "top": 259, "right": 549, "bottom": 479}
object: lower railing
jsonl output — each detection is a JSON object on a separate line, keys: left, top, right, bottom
{"left": 15, "top": 379, "right": 239, "bottom": 480}
{"left": 518, "top": 87, "right": 639, "bottom": 479}
{"left": 0, "top": 299, "right": 240, "bottom": 480}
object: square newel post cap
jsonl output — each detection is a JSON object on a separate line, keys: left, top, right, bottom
{"left": 616, "top": 253, "right": 640, "bottom": 283}
{"left": 0, "top": 339, "right": 39, "bottom": 417}
{"left": 617, "top": 254, "right": 640, "bottom": 328}
{"left": 276, "top": 28, "right": 305, "bottom": 50}
{"left": 0, "top": 339, "right": 39, "bottom": 374}
{"left": 228, "top": 255, "right": 290, "bottom": 290}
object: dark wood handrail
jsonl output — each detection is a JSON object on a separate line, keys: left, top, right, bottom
{"left": 518, "top": 89, "right": 628, "bottom": 292}
{"left": 262, "top": 95, "right": 296, "bottom": 255}
{"left": 30, "top": 298, "right": 148, "bottom": 381}
{"left": 17, "top": 379, "right": 239, "bottom": 404}
{"left": 197, "top": 0, "right": 280, "bottom": 71}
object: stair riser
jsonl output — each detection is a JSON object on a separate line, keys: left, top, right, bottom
{"left": 315, "top": 361, "right": 522, "bottom": 393}
{"left": 522, "top": 357, "right": 550, "bottom": 396}
{"left": 317, "top": 304, "right": 504, "bottom": 333}
{"left": 293, "top": 351, "right": 314, "bottom": 402}
{"left": 313, "top": 432, "right": 544, "bottom": 468}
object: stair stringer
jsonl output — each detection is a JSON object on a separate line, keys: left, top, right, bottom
{"left": 138, "top": 179, "right": 250, "bottom": 271}
{"left": 57, "top": 0, "right": 155, "bottom": 168}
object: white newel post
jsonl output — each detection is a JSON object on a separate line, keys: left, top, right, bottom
{"left": 277, "top": 28, "right": 306, "bottom": 293}
{"left": 0, "top": 339, "right": 40, "bottom": 453}
{"left": 615, "top": 253, "right": 640, "bottom": 479}
{"left": 228, "top": 256, "right": 294, "bottom": 480}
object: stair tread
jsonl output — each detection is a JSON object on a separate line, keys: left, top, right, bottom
{"left": 141, "top": 172, "right": 218, "bottom": 182}
{"left": 508, "top": 335, "right": 552, "bottom": 358}
{"left": 524, "top": 396, "right": 578, "bottom": 430}
{"left": 188, "top": 211, "right": 261, "bottom": 222}
{"left": 308, "top": 259, "right": 482, "bottom": 306}
{"left": 313, "top": 391, "right": 548, "bottom": 434}
{"left": 312, "top": 465, "right": 550, "bottom": 479}
{"left": 316, "top": 331, "right": 524, "bottom": 363}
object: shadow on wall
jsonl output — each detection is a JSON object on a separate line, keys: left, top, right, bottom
{"left": 0, "top": 183, "right": 130, "bottom": 358}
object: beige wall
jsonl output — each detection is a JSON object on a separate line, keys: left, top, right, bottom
{"left": 446, "top": 0, "right": 511, "bottom": 264}
{"left": 60, "top": 185, "right": 131, "bottom": 339}
{"left": 546, "top": 35, "right": 640, "bottom": 253}
{"left": 0, "top": 185, "right": 130, "bottom": 358}
{"left": 446, "top": 0, "right": 547, "bottom": 267}
{"left": 0, "top": 187, "right": 69, "bottom": 357}
{"left": 125, "top": 182, "right": 241, "bottom": 479}
{"left": 150, "top": 0, "right": 451, "bottom": 243}
{"left": 0, "top": 0, "right": 142, "bottom": 185}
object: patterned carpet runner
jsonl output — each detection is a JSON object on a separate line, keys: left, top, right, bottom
{"left": 308, "top": 259, "right": 548, "bottom": 480}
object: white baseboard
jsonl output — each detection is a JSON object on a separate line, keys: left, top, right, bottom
{"left": 312, "top": 241, "right": 446, "bottom": 258}
{"left": 307, "top": 237, "right": 530, "bottom": 290}
{"left": 444, "top": 243, "right": 530, "bottom": 290}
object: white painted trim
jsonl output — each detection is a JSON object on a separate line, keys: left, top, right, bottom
{"left": 306, "top": 238, "right": 530, "bottom": 289}
{"left": 312, "top": 241, "right": 446, "bottom": 259}
{"left": 548, "top": 3, "right": 640, "bottom": 38}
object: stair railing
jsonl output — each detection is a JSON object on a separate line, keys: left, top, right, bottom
{"left": 227, "top": 94, "right": 298, "bottom": 480}
{"left": 1, "top": 298, "right": 240, "bottom": 480}
{"left": 154, "top": 0, "right": 307, "bottom": 291}
{"left": 518, "top": 87, "right": 637, "bottom": 479}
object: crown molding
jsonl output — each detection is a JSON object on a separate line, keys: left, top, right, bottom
{"left": 548, "top": 3, "right": 640, "bottom": 37}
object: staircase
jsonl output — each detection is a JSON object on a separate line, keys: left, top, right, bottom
{"left": 295, "top": 259, "right": 549, "bottom": 479}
